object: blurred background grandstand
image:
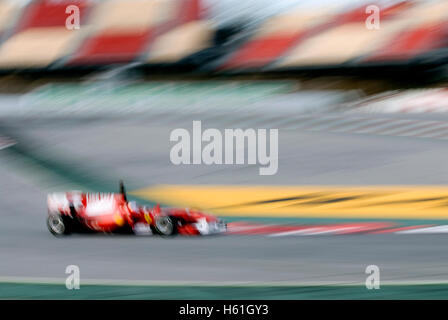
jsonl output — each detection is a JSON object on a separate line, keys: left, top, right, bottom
{"left": 0, "top": 0, "right": 446, "bottom": 80}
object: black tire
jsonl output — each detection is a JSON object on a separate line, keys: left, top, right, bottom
{"left": 153, "top": 216, "right": 176, "bottom": 236}
{"left": 47, "top": 214, "right": 72, "bottom": 236}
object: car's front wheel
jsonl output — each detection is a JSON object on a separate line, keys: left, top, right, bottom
{"left": 153, "top": 216, "right": 175, "bottom": 236}
{"left": 47, "top": 214, "right": 71, "bottom": 236}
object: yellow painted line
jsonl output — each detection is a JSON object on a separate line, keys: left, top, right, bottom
{"left": 131, "top": 185, "right": 448, "bottom": 219}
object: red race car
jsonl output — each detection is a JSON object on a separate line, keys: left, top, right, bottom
{"left": 46, "top": 181, "right": 227, "bottom": 237}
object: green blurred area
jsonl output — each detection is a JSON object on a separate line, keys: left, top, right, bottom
{"left": 1, "top": 282, "right": 448, "bottom": 300}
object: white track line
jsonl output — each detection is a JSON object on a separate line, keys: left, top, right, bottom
{"left": 0, "top": 143, "right": 15, "bottom": 150}
{"left": 2, "top": 276, "right": 448, "bottom": 287}
{"left": 268, "top": 228, "right": 321, "bottom": 237}
{"left": 0, "top": 136, "right": 16, "bottom": 151}
{"left": 396, "top": 225, "right": 448, "bottom": 234}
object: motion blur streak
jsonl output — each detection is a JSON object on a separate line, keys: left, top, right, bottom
{"left": 1, "top": 0, "right": 448, "bottom": 299}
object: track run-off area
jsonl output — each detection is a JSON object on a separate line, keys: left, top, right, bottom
{"left": 2, "top": 112, "right": 448, "bottom": 298}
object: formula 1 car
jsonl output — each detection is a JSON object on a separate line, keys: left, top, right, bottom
{"left": 46, "top": 181, "right": 226, "bottom": 237}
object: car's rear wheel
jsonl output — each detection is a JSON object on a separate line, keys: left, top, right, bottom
{"left": 47, "top": 214, "right": 71, "bottom": 236}
{"left": 153, "top": 216, "right": 175, "bottom": 236}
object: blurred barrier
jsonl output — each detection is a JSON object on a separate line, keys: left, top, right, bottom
{"left": 0, "top": 81, "right": 361, "bottom": 118}
{"left": 3, "top": 80, "right": 448, "bottom": 119}
{"left": 0, "top": 0, "right": 446, "bottom": 74}
{"left": 349, "top": 88, "right": 448, "bottom": 113}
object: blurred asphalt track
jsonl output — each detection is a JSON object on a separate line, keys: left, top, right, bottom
{"left": 2, "top": 112, "right": 448, "bottom": 298}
